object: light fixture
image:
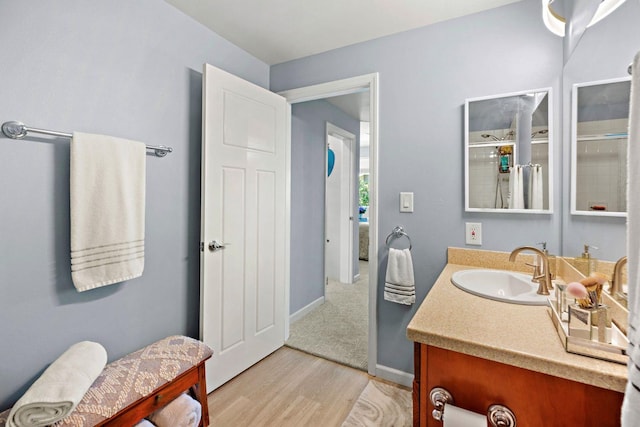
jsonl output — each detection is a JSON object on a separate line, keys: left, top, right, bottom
{"left": 542, "top": 0, "right": 627, "bottom": 37}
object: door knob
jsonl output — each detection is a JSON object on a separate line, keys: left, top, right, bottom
{"left": 208, "top": 240, "right": 229, "bottom": 252}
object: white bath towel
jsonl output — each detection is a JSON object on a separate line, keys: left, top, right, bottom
{"left": 70, "top": 132, "right": 146, "bottom": 292}
{"left": 134, "top": 419, "right": 156, "bottom": 427}
{"left": 6, "top": 341, "right": 107, "bottom": 427}
{"left": 622, "top": 50, "right": 640, "bottom": 427}
{"left": 508, "top": 166, "right": 524, "bottom": 209}
{"left": 384, "top": 248, "right": 415, "bottom": 305}
{"left": 149, "top": 393, "right": 201, "bottom": 427}
{"left": 529, "top": 165, "right": 543, "bottom": 210}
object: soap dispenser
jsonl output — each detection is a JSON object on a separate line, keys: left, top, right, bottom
{"left": 537, "top": 241, "right": 556, "bottom": 279}
{"left": 575, "top": 244, "right": 598, "bottom": 276}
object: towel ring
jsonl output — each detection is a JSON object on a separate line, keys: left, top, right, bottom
{"left": 385, "top": 226, "right": 412, "bottom": 250}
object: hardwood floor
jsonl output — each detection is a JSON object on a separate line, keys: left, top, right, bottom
{"left": 207, "top": 347, "right": 370, "bottom": 426}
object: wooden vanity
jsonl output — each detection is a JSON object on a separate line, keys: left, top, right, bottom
{"left": 407, "top": 248, "right": 627, "bottom": 427}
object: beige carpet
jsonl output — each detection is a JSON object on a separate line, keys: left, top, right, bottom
{"left": 286, "top": 261, "right": 368, "bottom": 371}
{"left": 341, "top": 380, "right": 413, "bottom": 427}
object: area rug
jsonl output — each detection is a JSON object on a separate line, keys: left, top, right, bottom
{"left": 285, "top": 261, "right": 368, "bottom": 370}
{"left": 341, "top": 380, "right": 412, "bottom": 427}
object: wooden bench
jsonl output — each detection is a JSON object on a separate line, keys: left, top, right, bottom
{"left": 0, "top": 335, "right": 213, "bottom": 427}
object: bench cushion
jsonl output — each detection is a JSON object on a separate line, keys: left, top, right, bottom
{"left": 0, "top": 335, "right": 212, "bottom": 427}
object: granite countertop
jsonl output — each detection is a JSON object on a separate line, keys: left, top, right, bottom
{"left": 406, "top": 249, "right": 628, "bottom": 393}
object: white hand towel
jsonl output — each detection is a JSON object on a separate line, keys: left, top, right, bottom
{"left": 384, "top": 248, "right": 415, "bottom": 305}
{"left": 6, "top": 341, "right": 107, "bottom": 427}
{"left": 149, "top": 393, "right": 201, "bottom": 427}
{"left": 622, "top": 50, "right": 640, "bottom": 427}
{"left": 134, "top": 419, "right": 156, "bottom": 427}
{"left": 70, "top": 132, "right": 146, "bottom": 292}
{"left": 509, "top": 165, "right": 524, "bottom": 209}
{"left": 529, "top": 165, "right": 543, "bottom": 210}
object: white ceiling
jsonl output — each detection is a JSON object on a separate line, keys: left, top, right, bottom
{"left": 327, "top": 90, "right": 371, "bottom": 122}
{"left": 165, "top": 0, "right": 522, "bottom": 65}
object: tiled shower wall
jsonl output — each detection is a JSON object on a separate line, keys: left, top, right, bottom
{"left": 575, "top": 119, "right": 628, "bottom": 212}
{"left": 469, "top": 142, "right": 549, "bottom": 209}
{"left": 575, "top": 138, "right": 627, "bottom": 212}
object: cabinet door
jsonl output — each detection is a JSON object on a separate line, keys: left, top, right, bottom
{"left": 415, "top": 344, "right": 623, "bottom": 427}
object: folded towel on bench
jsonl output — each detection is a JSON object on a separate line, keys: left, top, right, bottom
{"left": 149, "top": 393, "right": 201, "bottom": 427}
{"left": 5, "top": 341, "right": 107, "bottom": 427}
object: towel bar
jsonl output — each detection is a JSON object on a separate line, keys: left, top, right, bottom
{"left": 1, "top": 121, "right": 173, "bottom": 157}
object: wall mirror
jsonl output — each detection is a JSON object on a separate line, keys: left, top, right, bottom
{"left": 571, "top": 77, "right": 630, "bottom": 217}
{"left": 465, "top": 88, "right": 553, "bottom": 213}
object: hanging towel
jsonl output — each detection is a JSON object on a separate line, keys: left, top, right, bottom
{"left": 622, "top": 51, "right": 640, "bottom": 427}
{"left": 149, "top": 393, "right": 201, "bottom": 427}
{"left": 508, "top": 166, "right": 524, "bottom": 209}
{"left": 384, "top": 248, "right": 415, "bottom": 305}
{"left": 134, "top": 420, "right": 156, "bottom": 427}
{"left": 529, "top": 165, "right": 544, "bottom": 210}
{"left": 70, "top": 132, "right": 146, "bottom": 292}
{"left": 5, "top": 341, "right": 107, "bottom": 427}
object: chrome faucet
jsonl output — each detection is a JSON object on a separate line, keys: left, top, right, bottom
{"left": 610, "top": 256, "right": 627, "bottom": 298}
{"left": 509, "top": 246, "right": 552, "bottom": 295}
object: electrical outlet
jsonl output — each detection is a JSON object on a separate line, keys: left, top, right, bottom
{"left": 465, "top": 222, "right": 482, "bottom": 245}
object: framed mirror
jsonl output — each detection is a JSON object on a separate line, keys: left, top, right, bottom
{"left": 465, "top": 88, "right": 553, "bottom": 213}
{"left": 571, "top": 77, "right": 630, "bottom": 217}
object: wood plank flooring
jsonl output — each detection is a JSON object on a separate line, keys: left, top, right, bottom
{"left": 207, "top": 347, "right": 370, "bottom": 426}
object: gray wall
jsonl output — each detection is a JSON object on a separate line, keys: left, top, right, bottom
{"left": 272, "top": 0, "right": 563, "bottom": 374}
{"left": 0, "top": 0, "right": 268, "bottom": 408}
{"left": 560, "top": 0, "right": 640, "bottom": 260}
{"left": 290, "top": 100, "right": 361, "bottom": 314}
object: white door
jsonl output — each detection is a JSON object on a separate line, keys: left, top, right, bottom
{"left": 200, "top": 64, "right": 287, "bottom": 392}
{"left": 325, "top": 135, "right": 342, "bottom": 282}
{"left": 325, "top": 124, "right": 355, "bottom": 284}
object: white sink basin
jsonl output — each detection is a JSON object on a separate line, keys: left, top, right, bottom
{"left": 451, "top": 269, "right": 549, "bottom": 305}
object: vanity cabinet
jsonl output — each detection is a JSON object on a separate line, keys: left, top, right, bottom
{"left": 413, "top": 343, "right": 624, "bottom": 427}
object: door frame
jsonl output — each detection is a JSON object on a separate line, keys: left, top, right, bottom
{"left": 325, "top": 122, "right": 356, "bottom": 285}
{"left": 279, "top": 73, "right": 379, "bottom": 376}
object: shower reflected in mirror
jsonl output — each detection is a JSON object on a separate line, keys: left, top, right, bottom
{"left": 571, "top": 77, "right": 630, "bottom": 217}
{"left": 465, "top": 88, "right": 553, "bottom": 213}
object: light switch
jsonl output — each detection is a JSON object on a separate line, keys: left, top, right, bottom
{"left": 400, "top": 192, "right": 414, "bottom": 212}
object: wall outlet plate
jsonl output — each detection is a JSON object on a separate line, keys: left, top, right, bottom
{"left": 466, "top": 222, "right": 482, "bottom": 245}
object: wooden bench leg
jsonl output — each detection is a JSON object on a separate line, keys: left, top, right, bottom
{"left": 190, "top": 363, "right": 209, "bottom": 427}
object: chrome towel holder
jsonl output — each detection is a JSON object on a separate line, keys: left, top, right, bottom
{"left": 1, "top": 121, "right": 173, "bottom": 157}
{"left": 385, "top": 225, "right": 412, "bottom": 250}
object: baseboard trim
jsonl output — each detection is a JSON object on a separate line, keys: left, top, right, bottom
{"left": 290, "top": 296, "right": 325, "bottom": 323}
{"left": 375, "top": 364, "right": 414, "bottom": 388}
{"left": 353, "top": 273, "right": 360, "bottom": 282}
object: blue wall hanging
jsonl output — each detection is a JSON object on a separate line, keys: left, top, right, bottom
{"left": 327, "top": 148, "right": 335, "bottom": 177}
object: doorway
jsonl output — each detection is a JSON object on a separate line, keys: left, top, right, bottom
{"left": 280, "top": 74, "right": 379, "bottom": 375}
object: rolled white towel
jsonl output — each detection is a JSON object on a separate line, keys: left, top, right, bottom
{"left": 149, "top": 393, "right": 201, "bottom": 427}
{"left": 134, "top": 419, "right": 156, "bottom": 427}
{"left": 6, "top": 341, "right": 107, "bottom": 427}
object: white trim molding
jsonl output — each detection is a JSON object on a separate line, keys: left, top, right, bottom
{"left": 375, "top": 364, "right": 414, "bottom": 388}
{"left": 289, "top": 296, "right": 325, "bottom": 324}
